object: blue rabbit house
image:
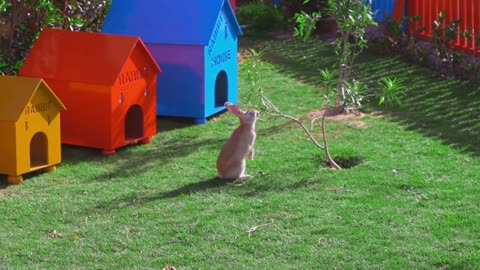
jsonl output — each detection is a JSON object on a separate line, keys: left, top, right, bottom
{"left": 102, "top": 0, "right": 243, "bottom": 123}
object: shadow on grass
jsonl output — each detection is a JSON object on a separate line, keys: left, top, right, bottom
{"left": 61, "top": 134, "right": 223, "bottom": 182}
{"left": 355, "top": 51, "right": 480, "bottom": 156}
{"left": 0, "top": 166, "right": 61, "bottom": 187}
{"left": 155, "top": 177, "right": 232, "bottom": 199}
{"left": 88, "top": 175, "right": 330, "bottom": 215}
{"left": 88, "top": 177, "right": 235, "bottom": 213}
{"left": 257, "top": 120, "right": 296, "bottom": 137}
{"left": 241, "top": 36, "right": 338, "bottom": 87}
{"left": 60, "top": 115, "right": 225, "bottom": 182}
{"left": 242, "top": 36, "right": 480, "bottom": 156}
{"left": 156, "top": 116, "right": 196, "bottom": 132}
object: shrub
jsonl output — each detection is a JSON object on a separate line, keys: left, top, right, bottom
{"left": 0, "top": 0, "right": 111, "bottom": 75}
{"left": 236, "top": 2, "right": 285, "bottom": 32}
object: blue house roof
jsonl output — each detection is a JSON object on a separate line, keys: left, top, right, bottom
{"left": 102, "top": 0, "right": 243, "bottom": 46}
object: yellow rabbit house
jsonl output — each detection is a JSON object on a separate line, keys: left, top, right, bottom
{"left": 0, "top": 76, "right": 66, "bottom": 184}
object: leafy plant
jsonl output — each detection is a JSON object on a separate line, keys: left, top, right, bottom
{"left": 294, "top": 0, "right": 408, "bottom": 112}
{"left": 54, "top": 0, "right": 111, "bottom": 31}
{"left": 371, "top": 15, "right": 423, "bottom": 55}
{"left": 295, "top": 0, "right": 377, "bottom": 111}
{"left": 377, "top": 77, "right": 405, "bottom": 106}
{"left": 243, "top": 1, "right": 405, "bottom": 170}
{"left": 319, "top": 67, "right": 404, "bottom": 109}
{"left": 0, "top": 0, "right": 111, "bottom": 75}
{"left": 242, "top": 49, "right": 278, "bottom": 112}
{"left": 293, "top": 10, "right": 321, "bottom": 40}
{"left": 428, "top": 11, "right": 462, "bottom": 74}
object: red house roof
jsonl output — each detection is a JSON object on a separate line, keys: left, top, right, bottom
{"left": 20, "top": 28, "right": 161, "bottom": 85}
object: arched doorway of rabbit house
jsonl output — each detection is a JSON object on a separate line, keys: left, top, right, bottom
{"left": 30, "top": 132, "right": 48, "bottom": 168}
{"left": 215, "top": 70, "right": 228, "bottom": 108}
{"left": 125, "top": 104, "right": 144, "bottom": 140}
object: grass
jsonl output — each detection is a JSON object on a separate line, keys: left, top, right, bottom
{"left": 1, "top": 36, "right": 480, "bottom": 269}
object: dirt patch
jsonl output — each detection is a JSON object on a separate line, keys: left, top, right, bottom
{"left": 0, "top": 187, "right": 21, "bottom": 197}
{"left": 307, "top": 108, "right": 369, "bottom": 128}
{"left": 368, "top": 111, "right": 388, "bottom": 119}
{"left": 307, "top": 108, "right": 364, "bottom": 119}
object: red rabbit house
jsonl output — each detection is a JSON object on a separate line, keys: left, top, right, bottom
{"left": 20, "top": 29, "right": 161, "bottom": 155}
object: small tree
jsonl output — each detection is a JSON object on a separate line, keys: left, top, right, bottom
{"left": 240, "top": 0, "right": 406, "bottom": 170}
{"left": 295, "top": 0, "right": 380, "bottom": 112}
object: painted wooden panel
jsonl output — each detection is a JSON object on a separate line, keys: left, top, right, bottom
{"left": 403, "top": 0, "right": 480, "bottom": 55}
{"left": 147, "top": 44, "right": 205, "bottom": 118}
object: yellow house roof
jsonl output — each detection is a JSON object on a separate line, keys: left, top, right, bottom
{"left": 0, "top": 76, "right": 66, "bottom": 122}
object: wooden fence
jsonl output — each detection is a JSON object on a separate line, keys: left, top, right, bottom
{"left": 374, "top": 0, "right": 480, "bottom": 55}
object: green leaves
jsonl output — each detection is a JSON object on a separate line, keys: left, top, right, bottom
{"left": 319, "top": 67, "right": 337, "bottom": 87}
{"left": 293, "top": 11, "right": 321, "bottom": 41}
{"left": 342, "top": 80, "right": 367, "bottom": 109}
{"left": 377, "top": 77, "right": 406, "bottom": 106}
{"left": 0, "top": 1, "right": 10, "bottom": 12}
{"left": 0, "top": 0, "right": 111, "bottom": 75}
{"left": 429, "top": 11, "right": 461, "bottom": 59}
{"left": 241, "top": 48, "right": 279, "bottom": 114}
{"left": 318, "top": 68, "right": 338, "bottom": 105}
{"left": 294, "top": 0, "right": 377, "bottom": 110}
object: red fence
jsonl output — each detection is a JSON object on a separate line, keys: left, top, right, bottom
{"left": 396, "top": 0, "right": 480, "bottom": 55}
{"left": 229, "top": 0, "right": 236, "bottom": 12}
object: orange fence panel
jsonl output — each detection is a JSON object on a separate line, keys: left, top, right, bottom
{"left": 404, "top": 0, "right": 480, "bottom": 55}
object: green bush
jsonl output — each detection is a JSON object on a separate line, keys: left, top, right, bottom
{"left": 236, "top": 2, "right": 285, "bottom": 32}
{"left": 0, "top": 0, "right": 111, "bottom": 75}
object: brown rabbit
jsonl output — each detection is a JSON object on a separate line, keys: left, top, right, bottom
{"left": 216, "top": 102, "right": 258, "bottom": 179}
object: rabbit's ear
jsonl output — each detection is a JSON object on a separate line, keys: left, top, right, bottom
{"left": 225, "top": 102, "right": 243, "bottom": 116}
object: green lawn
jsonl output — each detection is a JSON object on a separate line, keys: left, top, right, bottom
{"left": 1, "top": 36, "right": 479, "bottom": 269}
